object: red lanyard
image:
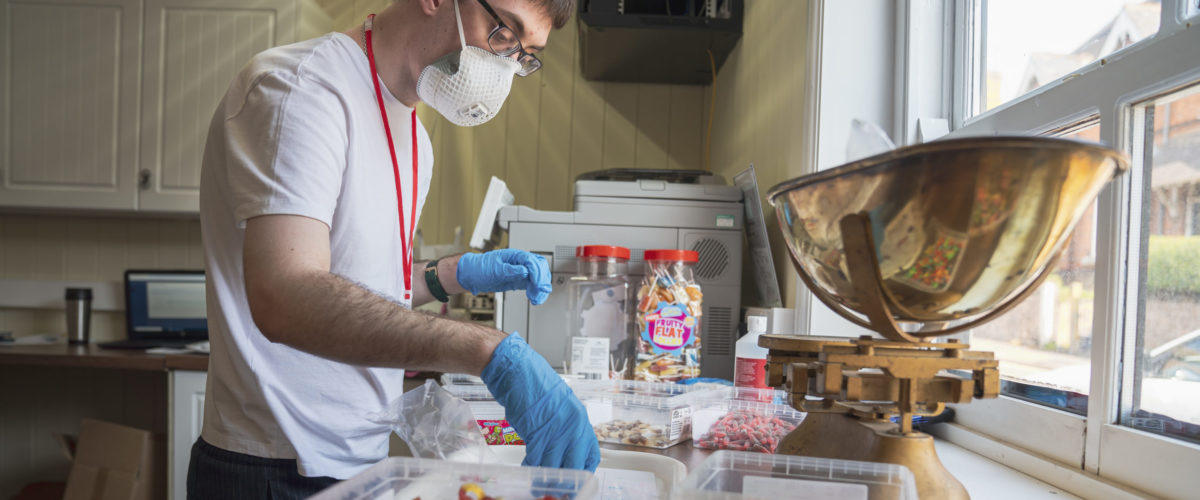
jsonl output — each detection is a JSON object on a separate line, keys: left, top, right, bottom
{"left": 364, "top": 14, "right": 418, "bottom": 301}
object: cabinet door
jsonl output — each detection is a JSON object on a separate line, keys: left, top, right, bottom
{"left": 170, "top": 369, "right": 207, "bottom": 500}
{"left": 0, "top": 0, "right": 141, "bottom": 210}
{"left": 138, "top": 0, "right": 294, "bottom": 212}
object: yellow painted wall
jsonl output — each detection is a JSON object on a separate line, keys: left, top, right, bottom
{"left": 709, "top": 0, "right": 812, "bottom": 308}
{"left": 413, "top": 10, "right": 709, "bottom": 247}
{"left": 412, "top": 1, "right": 815, "bottom": 309}
{"left": 295, "top": 0, "right": 818, "bottom": 310}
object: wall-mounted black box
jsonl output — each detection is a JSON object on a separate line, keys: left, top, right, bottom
{"left": 578, "top": 0, "right": 744, "bottom": 85}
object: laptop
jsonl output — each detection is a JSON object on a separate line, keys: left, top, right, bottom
{"left": 99, "top": 270, "right": 208, "bottom": 350}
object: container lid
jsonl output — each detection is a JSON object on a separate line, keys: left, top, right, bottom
{"left": 576, "top": 245, "right": 631, "bottom": 260}
{"left": 441, "top": 384, "right": 495, "bottom": 401}
{"left": 644, "top": 249, "right": 699, "bottom": 262}
{"left": 65, "top": 288, "right": 93, "bottom": 300}
{"left": 571, "top": 379, "right": 723, "bottom": 409}
{"left": 678, "top": 450, "right": 918, "bottom": 500}
{"left": 439, "top": 372, "right": 485, "bottom": 386}
{"left": 309, "top": 456, "right": 598, "bottom": 500}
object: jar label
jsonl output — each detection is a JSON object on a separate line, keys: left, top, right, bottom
{"left": 569, "top": 336, "right": 611, "bottom": 380}
{"left": 643, "top": 302, "right": 697, "bottom": 353}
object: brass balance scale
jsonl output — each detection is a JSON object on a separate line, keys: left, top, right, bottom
{"left": 761, "top": 137, "right": 1129, "bottom": 500}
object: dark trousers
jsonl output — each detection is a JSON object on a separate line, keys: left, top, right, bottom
{"left": 187, "top": 437, "right": 338, "bottom": 500}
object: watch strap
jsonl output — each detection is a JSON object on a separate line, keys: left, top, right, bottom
{"left": 424, "top": 259, "right": 451, "bottom": 303}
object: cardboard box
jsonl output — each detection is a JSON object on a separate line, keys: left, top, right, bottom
{"left": 62, "top": 419, "right": 165, "bottom": 500}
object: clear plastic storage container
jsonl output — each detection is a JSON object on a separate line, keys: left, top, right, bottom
{"left": 573, "top": 379, "right": 722, "bottom": 449}
{"left": 488, "top": 447, "right": 687, "bottom": 500}
{"left": 720, "top": 386, "right": 789, "bottom": 405}
{"left": 440, "top": 372, "right": 485, "bottom": 387}
{"left": 566, "top": 245, "right": 634, "bottom": 380}
{"left": 440, "top": 373, "right": 584, "bottom": 394}
{"left": 676, "top": 451, "right": 918, "bottom": 500}
{"left": 573, "top": 378, "right": 720, "bottom": 400}
{"left": 691, "top": 397, "right": 805, "bottom": 453}
{"left": 310, "top": 456, "right": 598, "bottom": 500}
{"left": 634, "top": 250, "right": 703, "bottom": 382}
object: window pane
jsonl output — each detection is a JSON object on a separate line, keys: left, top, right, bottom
{"left": 978, "top": 0, "right": 1160, "bottom": 114}
{"left": 969, "top": 123, "right": 1101, "bottom": 415}
{"left": 1126, "top": 85, "right": 1200, "bottom": 444}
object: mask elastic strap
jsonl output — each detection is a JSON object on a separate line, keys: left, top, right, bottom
{"left": 453, "top": 0, "right": 467, "bottom": 49}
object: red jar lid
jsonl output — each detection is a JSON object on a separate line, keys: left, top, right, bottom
{"left": 576, "top": 245, "right": 631, "bottom": 260}
{"left": 643, "top": 249, "right": 699, "bottom": 263}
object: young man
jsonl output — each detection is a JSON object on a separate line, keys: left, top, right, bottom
{"left": 190, "top": 0, "right": 597, "bottom": 497}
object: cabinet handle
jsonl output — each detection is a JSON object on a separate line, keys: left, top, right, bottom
{"left": 139, "top": 169, "right": 151, "bottom": 189}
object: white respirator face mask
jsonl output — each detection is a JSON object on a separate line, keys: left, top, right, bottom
{"left": 416, "top": 0, "right": 521, "bottom": 127}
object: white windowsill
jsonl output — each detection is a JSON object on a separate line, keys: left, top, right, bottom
{"left": 930, "top": 423, "right": 1153, "bottom": 499}
{"left": 936, "top": 438, "right": 1079, "bottom": 499}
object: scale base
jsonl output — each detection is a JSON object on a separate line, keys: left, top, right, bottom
{"left": 779, "top": 412, "right": 968, "bottom": 500}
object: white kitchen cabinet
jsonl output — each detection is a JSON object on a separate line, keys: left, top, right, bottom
{"left": 169, "top": 369, "right": 206, "bottom": 500}
{"left": 0, "top": 0, "right": 142, "bottom": 210}
{"left": 0, "top": 0, "right": 331, "bottom": 213}
{"left": 138, "top": 0, "right": 330, "bottom": 212}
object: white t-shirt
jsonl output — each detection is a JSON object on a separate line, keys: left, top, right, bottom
{"left": 198, "top": 32, "right": 433, "bottom": 479}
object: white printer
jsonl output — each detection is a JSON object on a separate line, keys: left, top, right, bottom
{"left": 496, "top": 169, "right": 744, "bottom": 379}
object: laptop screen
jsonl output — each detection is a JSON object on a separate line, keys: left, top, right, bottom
{"left": 125, "top": 270, "right": 207, "bottom": 338}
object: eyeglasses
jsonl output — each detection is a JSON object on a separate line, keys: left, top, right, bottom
{"left": 473, "top": 0, "right": 541, "bottom": 76}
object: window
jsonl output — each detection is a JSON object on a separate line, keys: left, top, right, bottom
{"left": 973, "top": 0, "right": 1160, "bottom": 116}
{"left": 1124, "top": 84, "right": 1200, "bottom": 445}
{"left": 1191, "top": 199, "right": 1200, "bottom": 236}
{"left": 926, "top": 0, "right": 1200, "bottom": 496}
{"left": 971, "top": 122, "right": 1101, "bottom": 416}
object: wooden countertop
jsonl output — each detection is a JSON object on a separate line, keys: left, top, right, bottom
{"left": 0, "top": 343, "right": 208, "bottom": 371}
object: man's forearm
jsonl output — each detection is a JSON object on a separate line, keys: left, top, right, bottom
{"left": 257, "top": 268, "right": 505, "bottom": 374}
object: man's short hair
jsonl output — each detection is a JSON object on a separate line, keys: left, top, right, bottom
{"left": 531, "top": 0, "right": 575, "bottom": 30}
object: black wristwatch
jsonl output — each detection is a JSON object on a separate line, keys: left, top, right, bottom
{"left": 424, "top": 258, "right": 451, "bottom": 303}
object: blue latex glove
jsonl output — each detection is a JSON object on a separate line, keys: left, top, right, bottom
{"left": 482, "top": 333, "right": 601, "bottom": 472}
{"left": 457, "top": 250, "right": 552, "bottom": 305}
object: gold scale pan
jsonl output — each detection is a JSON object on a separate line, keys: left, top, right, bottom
{"left": 761, "top": 136, "right": 1129, "bottom": 500}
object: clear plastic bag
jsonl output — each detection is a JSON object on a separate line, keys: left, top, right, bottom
{"left": 370, "top": 379, "right": 497, "bottom": 463}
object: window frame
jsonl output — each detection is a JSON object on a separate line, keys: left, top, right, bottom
{"left": 897, "top": 0, "right": 1200, "bottom": 497}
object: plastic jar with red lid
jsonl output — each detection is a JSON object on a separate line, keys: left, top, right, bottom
{"left": 565, "top": 245, "right": 634, "bottom": 380}
{"left": 634, "top": 249, "right": 703, "bottom": 382}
